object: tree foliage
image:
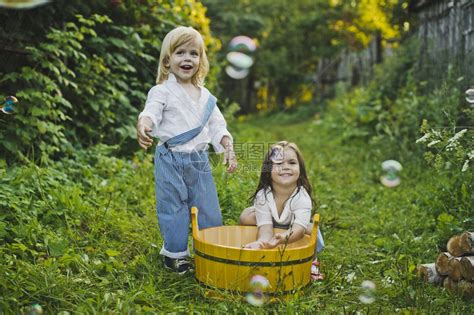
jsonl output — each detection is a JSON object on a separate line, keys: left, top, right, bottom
{"left": 0, "top": 0, "right": 219, "bottom": 164}
{"left": 204, "top": 0, "right": 405, "bottom": 112}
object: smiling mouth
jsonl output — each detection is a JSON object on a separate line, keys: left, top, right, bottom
{"left": 180, "top": 65, "right": 193, "bottom": 70}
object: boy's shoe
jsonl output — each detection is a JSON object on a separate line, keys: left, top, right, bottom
{"left": 164, "top": 256, "right": 194, "bottom": 275}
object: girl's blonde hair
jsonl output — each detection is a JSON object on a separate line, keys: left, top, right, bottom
{"left": 156, "top": 26, "right": 209, "bottom": 86}
{"left": 249, "top": 141, "right": 315, "bottom": 208}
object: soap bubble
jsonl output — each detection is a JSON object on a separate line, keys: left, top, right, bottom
{"left": 225, "top": 65, "right": 249, "bottom": 80}
{"left": 0, "top": 0, "right": 50, "bottom": 9}
{"left": 26, "top": 303, "right": 43, "bottom": 315}
{"left": 466, "top": 88, "right": 474, "bottom": 104}
{"left": 250, "top": 274, "right": 270, "bottom": 288}
{"left": 380, "top": 160, "right": 402, "bottom": 188}
{"left": 229, "top": 35, "right": 257, "bottom": 53}
{"left": 1, "top": 96, "right": 18, "bottom": 114}
{"left": 225, "top": 35, "right": 257, "bottom": 80}
{"left": 270, "top": 145, "right": 284, "bottom": 163}
{"left": 359, "top": 280, "right": 376, "bottom": 304}
{"left": 246, "top": 275, "right": 269, "bottom": 306}
{"left": 226, "top": 51, "right": 254, "bottom": 69}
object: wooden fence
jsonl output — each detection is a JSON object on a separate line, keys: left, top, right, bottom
{"left": 415, "top": 0, "right": 474, "bottom": 78}
{"left": 318, "top": 0, "right": 474, "bottom": 93}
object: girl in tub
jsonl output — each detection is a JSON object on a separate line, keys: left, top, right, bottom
{"left": 239, "top": 141, "right": 324, "bottom": 258}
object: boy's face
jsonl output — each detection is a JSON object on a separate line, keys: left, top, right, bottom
{"left": 168, "top": 40, "right": 200, "bottom": 84}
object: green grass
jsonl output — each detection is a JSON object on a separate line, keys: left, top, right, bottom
{"left": 1, "top": 114, "right": 473, "bottom": 313}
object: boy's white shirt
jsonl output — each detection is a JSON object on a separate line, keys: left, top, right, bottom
{"left": 138, "top": 73, "right": 232, "bottom": 153}
{"left": 254, "top": 187, "right": 312, "bottom": 229}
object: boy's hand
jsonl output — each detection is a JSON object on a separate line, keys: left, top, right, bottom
{"left": 224, "top": 144, "right": 237, "bottom": 173}
{"left": 221, "top": 136, "right": 237, "bottom": 173}
{"left": 137, "top": 117, "right": 153, "bottom": 150}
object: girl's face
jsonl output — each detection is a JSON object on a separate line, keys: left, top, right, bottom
{"left": 168, "top": 40, "right": 201, "bottom": 84}
{"left": 271, "top": 148, "right": 300, "bottom": 188}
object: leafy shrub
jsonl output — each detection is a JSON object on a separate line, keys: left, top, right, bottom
{"left": 1, "top": 15, "right": 145, "bottom": 163}
{"left": 325, "top": 36, "right": 473, "bottom": 244}
{"left": 0, "top": 1, "right": 220, "bottom": 164}
{"left": 415, "top": 119, "right": 473, "bottom": 238}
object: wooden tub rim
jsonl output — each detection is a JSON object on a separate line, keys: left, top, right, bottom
{"left": 191, "top": 207, "right": 320, "bottom": 253}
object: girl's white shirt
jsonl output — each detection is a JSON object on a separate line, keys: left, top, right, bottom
{"left": 138, "top": 73, "right": 232, "bottom": 153}
{"left": 254, "top": 187, "right": 312, "bottom": 229}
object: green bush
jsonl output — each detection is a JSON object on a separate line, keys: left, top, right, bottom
{"left": 0, "top": 1, "right": 220, "bottom": 164}
{"left": 1, "top": 15, "right": 145, "bottom": 163}
{"left": 324, "top": 37, "right": 473, "bottom": 243}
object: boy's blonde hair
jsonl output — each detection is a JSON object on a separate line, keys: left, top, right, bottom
{"left": 156, "top": 26, "right": 209, "bottom": 86}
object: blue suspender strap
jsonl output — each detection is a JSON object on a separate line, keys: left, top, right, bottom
{"left": 157, "top": 94, "right": 217, "bottom": 154}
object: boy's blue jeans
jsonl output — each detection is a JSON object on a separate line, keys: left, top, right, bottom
{"left": 154, "top": 149, "right": 222, "bottom": 259}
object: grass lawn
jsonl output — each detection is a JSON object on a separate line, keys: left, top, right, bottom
{"left": 1, "top": 113, "right": 472, "bottom": 313}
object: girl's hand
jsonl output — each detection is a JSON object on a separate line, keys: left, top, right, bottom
{"left": 137, "top": 117, "right": 153, "bottom": 150}
{"left": 244, "top": 241, "right": 264, "bottom": 249}
{"left": 261, "top": 234, "right": 284, "bottom": 249}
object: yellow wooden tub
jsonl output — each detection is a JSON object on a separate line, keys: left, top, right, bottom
{"left": 191, "top": 207, "right": 320, "bottom": 295}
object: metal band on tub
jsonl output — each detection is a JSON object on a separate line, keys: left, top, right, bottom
{"left": 194, "top": 249, "right": 313, "bottom": 267}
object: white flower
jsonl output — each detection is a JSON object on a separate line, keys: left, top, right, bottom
{"left": 447, "top": 129, "right": 467, "bottom": 144}
{"left": 346, "top": 272, "right": 356, "bottom": 283}
{"left": 427, "top": 140, "right": 441, "bottom": 147}
{"left": 462, "top": 159, "right": 469, "bottom": 172}
{"left": 416, "top": 133, "right": 431, "bottom": 143}
{"left": 461, "top": 150, "right": 473, "bottom": 172}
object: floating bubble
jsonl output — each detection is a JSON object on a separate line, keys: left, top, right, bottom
{"left": 380, "top": 175, "right": 400, "bottom": 188}
{"left": 270, "top": 145, "right": 284, "bottom": 163}
{"left": 381, "top": 160, "right": 402, "bottom": 171}
{"left": 246, "top": 291, "right": 265, "bottom": 306}
{"left": 26, "top": 303, "right": 43, "bottom": 315}
{"left": 225, "top": 65, "right": 249, "bottom": 80}
{"left": 226, "top": 51, "right": 254, "bottom": 69}
{"left": 246, "top": 275, "right": 269, "bottom": 306}
{"left": 380, "top": 160, "right": 402, "bottom": 188}
{"left": 229, "top": 35, "right": 257, "bottom": 53}
{"left": 225, "top": 35, "right": 257, "bottom": 80}
{"left": 466, "top": 88, "right": 474, "bottom": 104}
{"left": 249, "top": 275, "right": 270, "bottom": 288}
{"left": 1, "top": 96, "right": 18, "bottom": 114}
{"left": 0, "top": 0, "right": 50, "bottom": 9}
{"left": 359, "top": 280, "right": 376, "bottom": 304}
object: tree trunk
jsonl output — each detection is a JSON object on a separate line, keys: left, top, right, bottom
{"left": 458, "top": 280, "right": 474, "bottom": 298}
{"left": 447, "top": 257, "right": 463, "bottom": 281}
{"left": 436, "top": 252, "right": 453, "bottom": 276}
{"left": 448, "top": 232, "right": 474, "bottom": 257}
{"left": 447, "top": 235, "right": 462, "bottom": 256}
{"left": 459, "top": 232, "right": 474, "bottom": 255}
{"left": 443, "top": 276, "right": 457, "bottom": 290}
{"left": 460, "top": 256, "right": 474, "bottom": 281}
{"left": 444, "top": 278, "right": 474, "bottom": 298}
{"left": 417, "top": 263, "right": 443, "bottom": 285}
